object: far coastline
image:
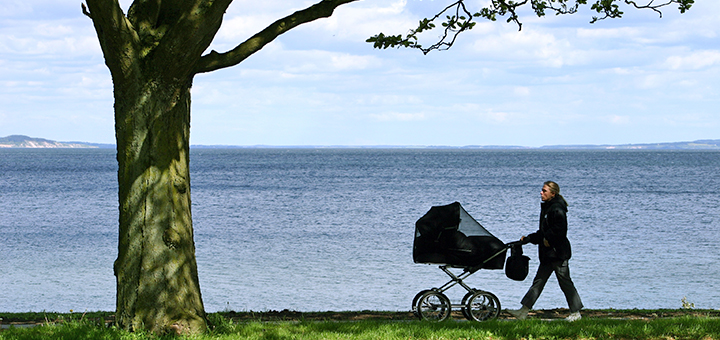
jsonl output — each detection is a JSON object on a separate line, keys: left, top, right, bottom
{"left": 2, "top": 134, "right": 719, "bottom": 150}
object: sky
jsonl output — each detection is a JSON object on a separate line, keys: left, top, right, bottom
{"left": 1, "top": 0, "right": 718, "bottom": 147}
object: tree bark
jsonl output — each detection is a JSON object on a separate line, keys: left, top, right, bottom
{"left": 113, "top": 75, "right": 205, "bottom": 334}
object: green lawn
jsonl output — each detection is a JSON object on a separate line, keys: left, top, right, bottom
{"left": 1, "top": 311, "right": 719, "bottom": 340}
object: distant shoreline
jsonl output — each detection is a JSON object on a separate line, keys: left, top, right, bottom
{"left": 2, "top": 135, "right": 719, "bottom": 150}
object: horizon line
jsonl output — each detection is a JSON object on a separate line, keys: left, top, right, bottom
{"left": 1, "top": 135, "right": 720, "bottom": 150}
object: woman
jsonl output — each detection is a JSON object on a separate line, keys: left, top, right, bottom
{"left": 506, "top": 181, "right": 583, "bottom": 321}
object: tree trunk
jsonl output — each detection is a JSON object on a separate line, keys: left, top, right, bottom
{"left": 113, "top": 75, "right": 206, "bottom": 334}
{"left": 82, "top": 0, "right": 360, "bottom": 334}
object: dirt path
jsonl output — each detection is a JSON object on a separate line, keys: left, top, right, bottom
{"left": 220, "top": 308, "right": 720, "bottom": 322}
{"left": 2, "top": 309, "right": 718, "bottom": 329}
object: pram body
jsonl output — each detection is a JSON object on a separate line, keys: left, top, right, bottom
{"left": 412, "top": 202, "right": 522, "bottom": 322}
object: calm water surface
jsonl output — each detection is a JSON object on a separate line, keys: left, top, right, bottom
{"left": 0, "top": 148, "right": 718, "bottom": 312}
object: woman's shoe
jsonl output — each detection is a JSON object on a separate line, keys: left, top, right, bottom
{"left": 565, "top": 311, "right": 581, "bottom": 322}
{"left": 505, "top": 306, "right": 529, "bottom": 320}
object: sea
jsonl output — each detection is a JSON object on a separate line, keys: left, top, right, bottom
{"left": 0, "top": 148, "right": 718, "bottom": 313}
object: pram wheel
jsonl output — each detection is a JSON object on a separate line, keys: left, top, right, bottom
{"left": 415, "top": 290, "right": 451, "bottom": 322}
{"left": 463, "top": 290, "right": 501, "bottom": 322}
{"left": 411, "top": 290, "right": 432, "bottom": 317}
{"left": 460, "top": 290, "right": 476, "bottom": 320}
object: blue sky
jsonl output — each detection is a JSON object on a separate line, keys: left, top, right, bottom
{"left": 1, "top": 0, "right": 718, "bottom": 147}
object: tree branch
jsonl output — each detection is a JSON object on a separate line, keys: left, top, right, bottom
{"left": 84, "top": 0, "right": 142, "bottom": 80}
{"left": 415, "top": 1, "right": 478, "bottom": 54}
{"left": 369, "top": 0, "right": 694, "bottom": 54}
{"left": 81, "top": 3, "right": 92, "bottom": 18}
{"left": 194, "top": 0, "right": 359, "bottom": 74}
{"left": 367, "top": 1, "right": 480, "bottom": 55}
{"left": 590, "top": 0, "right": 694, "bottom": 23}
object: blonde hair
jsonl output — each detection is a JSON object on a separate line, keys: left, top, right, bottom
{"left": 544, "top": 181, "right": 568, "bottom": 206}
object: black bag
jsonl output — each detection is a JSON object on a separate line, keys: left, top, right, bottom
{"left": 505, "top": 243, "right": 530, "bottom": 281}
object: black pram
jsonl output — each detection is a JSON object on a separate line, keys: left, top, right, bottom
{"left": 412, "top": 202, "right": 525, "bottom": 322}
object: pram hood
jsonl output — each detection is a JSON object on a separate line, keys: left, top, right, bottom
{"left": 414, "top": 202, "right": 506, "bottom": 269}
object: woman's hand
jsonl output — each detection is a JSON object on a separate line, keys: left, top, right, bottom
{"left": 543, "top": 238, "right": 550, "bottom": 247}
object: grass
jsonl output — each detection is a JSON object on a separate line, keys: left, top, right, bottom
{"left": 1, "top": 311, "right": 719, "bottom": 340}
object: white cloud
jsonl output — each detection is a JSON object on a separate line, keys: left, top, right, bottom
{"left": 317, "top": 0, "right": 414, "bottom": 39}
{"left": 478, "top": 109, "right": 510, "bottom": 123}
{"left": 364, "top": 94, "right": 424, "bottom": 106}
{"left": 665, "top": 50, "right": 720, "bottom": 70}
{"left": 330, "top": 53, "right": 381, "bottom": 70}
{"left": 606, "top": 115, "right": 631, "bottom": 125}
{"left": 514, "top": 87, "right": 530, "bottom": 96}
{"left": 1, "top": 20, "right": 99, "bottom": 56}
{"left": 576, "top": 27, "right": 642, "bottom": 40}
{"left": 210, "top": 0, "right": 415, "bottom": 52}
{"left": 370, "top": 111, "right": 426, "bottom": 121}
{"left": 610, "top": 67, "right": 636, "bottom": 75}
{"left": 469, "top": 27, "right": 580, "bottom": 67}
{"left": 213, "top": 15, "right": 274, "bottom": 44}
{"left": 0, "top": 3, "right": 26, "bottom": 16}
{"left": 277, "top": 49, "right": 382, "bottom": 73}
{"left": 35, "top": 23, "right": 75, "bottom": 37}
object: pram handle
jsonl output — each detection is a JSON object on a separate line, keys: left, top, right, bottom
{"left": 504, "top": 240, "right": 526, "bottom": 247}
{"left": 464, "top": 240, "right": 526, "bottom": 274}
{"left": 507, "top": 236, "right": 533, "bottom": 246}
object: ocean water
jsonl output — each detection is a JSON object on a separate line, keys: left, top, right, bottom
{"left": 0, "top": 148, "right": 718, "bottom": 313}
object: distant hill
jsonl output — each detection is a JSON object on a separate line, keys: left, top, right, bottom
{"left": 538, "top": 139, "right": 720, "bottom": 150}
{"left": 0, "top": 135, "right": 112, "bottom": 148}
{"left": 1, "top": 135, "right": 719, "bottom": 149}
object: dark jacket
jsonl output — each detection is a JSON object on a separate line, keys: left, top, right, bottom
{"left": 526, "top": 195, "right": 572, "bottom": 263}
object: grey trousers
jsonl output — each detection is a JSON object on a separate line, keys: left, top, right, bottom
{"left": 521, "top": 259, "right": 584, "bottom": 313}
